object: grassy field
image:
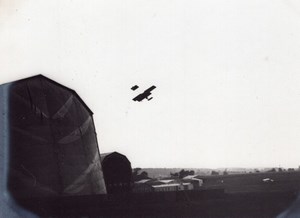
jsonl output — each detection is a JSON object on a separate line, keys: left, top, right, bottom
{"left": 198, "top": 170, "right": 300, "bottom": 193}
{"left": 13, "top": 171, "right": 300, "bottom": 217}
{"left": 18, "top": 189, "right": 298, "bottom": 217}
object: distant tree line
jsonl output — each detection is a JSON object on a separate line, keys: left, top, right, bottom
{"left": 170, "top": 169, "right": 195, "bottom": 179}
{"left": 267, "top": 168, "right": 295, "bottom": 173}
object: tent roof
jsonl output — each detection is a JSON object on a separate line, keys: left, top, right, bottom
{"left": 100, "top": 151, "right": 130, "bottom": 164}
{"left": 134, "top": 179, "right": 151, "bottom": 184}
{"left": 1, "top": 74, "right": 93, "bottom": 115}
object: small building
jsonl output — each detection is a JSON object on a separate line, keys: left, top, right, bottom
{"left": 152, "top": 184, "right": 182, "bottom": 192}
{"left": 133, "top": 178, "right": 195, "bottom": 192}
{"left": 158, "top": 179, "right": 176, "bottom": 184}
{"left": 182, "top": 182, "right": 193, "bottom": 190}
{"left": 182, "top": 175, "right": 203, "bottom": 189}
{"left": 101, "top": 152, "right": 132, "bottom": 194}
{"left": 135, "top": 179, "right": 152, "bottom": 184}
{"left": 132, "top": 179, "right": 154, "bottom": 193}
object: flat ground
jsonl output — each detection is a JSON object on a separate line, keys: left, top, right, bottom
{"left": 198, "top": 171, "right": 300, "bottom": 193}
{"left": 14, "top": 171, "right": 300, "bottom": 217}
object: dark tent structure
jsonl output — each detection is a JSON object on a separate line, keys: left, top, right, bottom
{"left": 0, "top": 75, "right": 106, "bottom": 203}
{"left": 101, "top": 152, "right": 132, "bottom": 194}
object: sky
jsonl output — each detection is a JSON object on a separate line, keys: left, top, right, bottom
{"left": 1, "top": 0, "right": 300, "bottom": 168}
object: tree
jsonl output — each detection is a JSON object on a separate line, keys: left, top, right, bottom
{"left": 179, "top": 169, "right": 195, "bottom": 178}
{"left": 140, "top": 171, "right": 148, "bottom": 179}
{"left": 179, "top": 169, "right": 186, "bottom": 178}
{"left": 170, "top": 169, "right": 195, "bottom": 179}
{"left": 132, "top": 168, "right": 149, "bottom": 181}
{"left": 170, "top": 172, "right": 179, "bottom": 177}
{"left": 268, "top": 168, "right": 276, "bottom": 173}
{"left": 211, "top": 170, "right": 219, "bottom": 176}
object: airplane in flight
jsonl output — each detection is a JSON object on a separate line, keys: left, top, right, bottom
{"left": 132, "top": 85, "right": 156, "bottom": 102}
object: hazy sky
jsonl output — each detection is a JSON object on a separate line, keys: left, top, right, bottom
{"left": 1, "top": 0, "right": 300, "bottom": 168}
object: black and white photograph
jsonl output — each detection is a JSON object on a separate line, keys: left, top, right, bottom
{"left": 1, "top": 0, "right": 300, "bottom": 217}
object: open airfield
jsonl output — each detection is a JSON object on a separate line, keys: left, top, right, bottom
{"left": 142, "top": 168, "right": 300, "bottom": 193}
{"left": 17, "top": 170, "right": 300, "bottom": 217}
{"left": 199, "top": 170, "right": 300, "bottom": 193}
{"left": 2, "top": 76, "right": 300, "bottom": 217}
